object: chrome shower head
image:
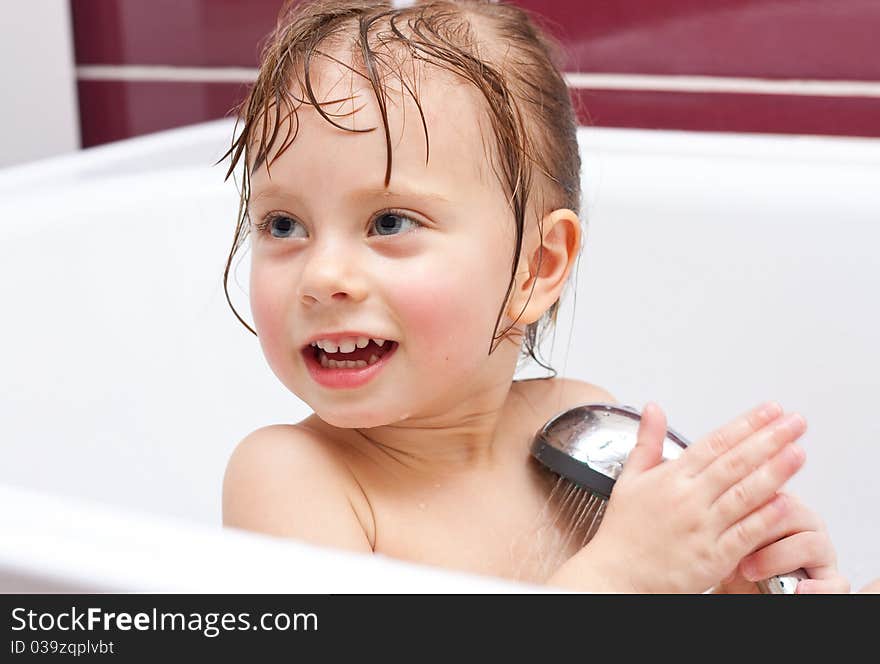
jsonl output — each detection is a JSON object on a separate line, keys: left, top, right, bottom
{"left": 531, "top": 403, "right": 688, "bottom": 499}
{"left": 530, "top": 402, "right": 807, "bottom": 594}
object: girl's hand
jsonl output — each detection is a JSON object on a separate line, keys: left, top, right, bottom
{"left": 550, "top": 401, "right": 806, "bottom": 593}
{"left": 711, "top": 492, "right": 849, "bottom": 594}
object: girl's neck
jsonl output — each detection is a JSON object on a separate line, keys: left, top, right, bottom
{"left": 309, "top": 376, "right": 533, "bottom": 481}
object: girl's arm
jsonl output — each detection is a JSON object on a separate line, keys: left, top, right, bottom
{"left": 222, "top": 425, "right": 374, "bottom": 553}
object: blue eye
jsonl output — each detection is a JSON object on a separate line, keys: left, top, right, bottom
{"left": 258, "top": 215, "right": 304, "bottom": 239}
{"left": 255, "top": 210, "right": 421, "bottom": 239}
{"left": 371, "top": 211, "right": 420, "bottom": 236}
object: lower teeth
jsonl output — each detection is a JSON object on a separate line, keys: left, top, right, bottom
{"left": 318, "top": 352, "right": 381, "bottom": 369}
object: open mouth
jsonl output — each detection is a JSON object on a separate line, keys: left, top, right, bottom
{"left": 301, "top": 339, "right": 399, "bottom": 389}
{"left": 303, "top": 339, "right": 399, "bottom": 370}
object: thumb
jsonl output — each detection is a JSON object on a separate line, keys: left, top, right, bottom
{"left": 621, "top": 402, "right": 667, "bottom": 477}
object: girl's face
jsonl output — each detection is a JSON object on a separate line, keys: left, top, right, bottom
{"left": 247, "top": 61, "right": 524, "bottom": 428}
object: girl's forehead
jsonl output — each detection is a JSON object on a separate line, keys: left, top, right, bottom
{"left": 250, "top": 56, "right": 497, "bottom": 195}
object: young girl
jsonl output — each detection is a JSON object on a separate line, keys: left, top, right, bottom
{"left": 220, "top": 0, "right": 848, "bottom": 593}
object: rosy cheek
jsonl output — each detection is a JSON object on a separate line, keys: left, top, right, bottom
{"left": 392, "top": 285, "right": 450, "bottom": 346}
{"left": 249, "top": 268, "right": 291, "bottom": 371}
{"left": 389, "top": 270, "right": 493, "bottom": 364}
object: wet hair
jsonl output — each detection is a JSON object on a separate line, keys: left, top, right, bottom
{"left": 221, "top": 0, "right": 582, "bottom": 377}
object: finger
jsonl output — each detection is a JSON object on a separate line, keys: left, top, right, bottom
{"left": 857, "top": 578, "right": 880, "bottom": 593}
{"left": 680, "top": 401, "right": 784, "bottom": 476}
{"left": 620, "top": 402, "right": 667, "bottom": 477}
{"left": 711, "top": 443, "right": 805, "bottom": 529}
{"left": 797, "top": 577, "right": 851, "bottom": 594}
{"left": 700, "top": 413, "right": 806, "bottom": 503}
{"left": 718, "top": 491, "right": 794, "bottom": 564}
{"left": 735, "top": 493, "right": 823, "bottom": 560}
{"left": 739, "top": 530, "right": 832, "bottom": 582}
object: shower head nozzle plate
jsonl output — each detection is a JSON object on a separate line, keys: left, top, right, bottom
{"left": 530, "top": 403, "right": 689, "bottom": 495}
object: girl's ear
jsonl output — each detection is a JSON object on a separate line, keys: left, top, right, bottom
{"left": 506, "top": 208, "right": 581, "bottom": 326}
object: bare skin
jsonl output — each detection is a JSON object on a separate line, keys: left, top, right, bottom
{"left": 223, "top": 375, "right": 617, "bottom": 585}
{"left": 223, "top": 47, "right": 850, "bottom": 593}
{"left": 224, "top": 383, "right": 849, "bottom": 591}
{"left": 295, "top": 376, "right": 617, "bottom": 584}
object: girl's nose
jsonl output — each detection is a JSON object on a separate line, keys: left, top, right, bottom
{"left": 298, "top": 243, "right": 369, "bottom": 306}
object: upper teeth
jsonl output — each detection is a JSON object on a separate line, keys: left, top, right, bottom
{"left": 311, "top": 336, "right": 387, "bottom": 353}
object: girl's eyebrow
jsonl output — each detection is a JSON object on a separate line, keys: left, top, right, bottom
{"left": 352, "top": 186, "right": 451, "bottom": 204}
{"left": 251, "top": 183, "right": 451, "bottom": 206}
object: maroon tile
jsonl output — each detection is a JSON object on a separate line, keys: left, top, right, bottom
{"left": 570, "top": 88, "right": 880, "bottom": 138}
{"left": 71, "top": 1, "right": 880, "bottom": 81}
{"left": 71, "top": 0, "right": 283, "bottom": 67}
{"left": 72, "top": 2, "right": 880, "bottom": 145}
{"left": 516, "top": 0, "right": 880, "bottom": 81}
{"left": 78, "top": 78, "right": 880, "bottom": 149}
{"left": 77, "top": 79, "right": 250, "bottom": 147}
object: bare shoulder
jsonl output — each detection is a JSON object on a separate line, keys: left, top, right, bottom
{"left": 552, "top": 376, "right": 618, "bottom": 406}
{"left": 513, "top": 376, "right": 618, "bottom": 415}
{"left": 508, "top": 377, "right": 618, "bottom": 447}
{"left": 222, "top": 423, "right": 374, "bottom": 553}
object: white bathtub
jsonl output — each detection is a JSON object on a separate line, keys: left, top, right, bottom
{"left": 1, "top": 120, "right": 878, "bottom": 591}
